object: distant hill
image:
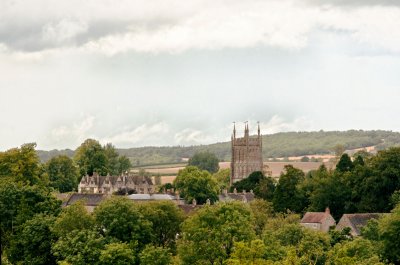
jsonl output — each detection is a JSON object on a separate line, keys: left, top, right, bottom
{"left": 37, "top": 130, "right": 400, "bottom": 166}
{"left": 37, "top": 149, "right": 75, "bottom": 163}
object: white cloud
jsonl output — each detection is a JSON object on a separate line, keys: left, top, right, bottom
{"left": 2, "top": 0, "right": 399, "bottom": 55}
{"left": 83, "top": 1, "right": 316, "bottom": 55}
{"left": 174, "top": 128, "right": 215, "bottom": 145}
{"left": 48, "top": 115, "right": 95, "bottom": 148}
{"left": 42, "top": 19, "right": 88, "bottom": 44}
{"left": 101, "top": 122, "right": 170, "bottom": 146}
{"left": 258, "top": 115, "right": 314, "bottom": 134}
{"left": 318, "top": 6, "right": 400, "bottom": 52}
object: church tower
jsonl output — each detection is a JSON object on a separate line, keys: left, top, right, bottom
{"left": 230, "top": 122, "right": 263, "bottom": 185}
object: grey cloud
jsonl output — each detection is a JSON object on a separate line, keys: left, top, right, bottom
{"left": 0, "top": 11, "right": 180, "bottom": 52}
{"left": 1, "top": 0, "right": 400, "bottom": 55}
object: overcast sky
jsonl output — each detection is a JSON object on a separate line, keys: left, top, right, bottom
{"left": 1, "top": 0, "right": 400, "bottom": 150}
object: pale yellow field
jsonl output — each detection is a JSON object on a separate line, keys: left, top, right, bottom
{"left": 151, "top": 161, "right": 333, "bottom": 184}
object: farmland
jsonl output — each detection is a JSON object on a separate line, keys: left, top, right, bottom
{"left": 134, "top": 161, "right": 334, "bottom": 184}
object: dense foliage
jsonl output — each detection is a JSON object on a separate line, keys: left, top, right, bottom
{"left": 188, "top": 151, "right": 220, "bottom": 173}
{"left": 231, "top": 171, "right": 276, "bottom": 201}
{"left": 3, "top": 142, "right": 400, "bottom": 264}
{"left": 45, "top": 155, "right": 79, "bottom": 193}
{"left": 74, "top": 139, "right": 131, "bottom": 176}
{"left": 174, "top": 166, "right": 219, "bottom": 204}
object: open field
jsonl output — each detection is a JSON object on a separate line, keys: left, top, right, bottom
{"left": 139, "top": 161, "right": 334, "bottom": 184}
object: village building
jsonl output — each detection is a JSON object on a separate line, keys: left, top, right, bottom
{"left": 127, "top": 193, "right": 185, "bottom": 205}
{"left": 336, "top": 213, "right": 383, "bottom": 236}
{"left": 300, "top": 207, "right": 336, "bottom": 232}
{"left": 63, "top": 193, "right": 108, "bottom": 212}
{"left": 219, "top": 189, "right": 255, "bottom": 203}
{"left": 78, "top": 172, "right": 154, "bottom": 194}
{"left": 230, "top": 122, "right": 263, "bottom": 185}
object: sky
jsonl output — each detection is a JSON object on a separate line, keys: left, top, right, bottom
{"left": 1, "top": 0, "right": 400, "bottom": 150}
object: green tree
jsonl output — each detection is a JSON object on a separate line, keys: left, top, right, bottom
{"left": 188, "top": 151, "right": 220, "bottom": 173}
{"left": 262, "top": 216, "right": 330, "bottom": 264}
{"left": 306, "top": 170, "right": 351, "bottom": 220}
{"left": 328, "top": 237, "right": 383, "bottom": 265}
{"left": 138, "top": 201, "right": 184, "bottom": 250}
{"left": 329, "top": 227, "right": 352, "bottom": 246}
{"left": 104, "top": 143, "right": 120, "bottom": 175}
{"left": 249, "top": 199, "right": 274, "bottom": 236}
{"left": 99, "top": 242, "right": 136, "bottom": 265}
{"left": 0, "top": 181, "right": 61, "bottom": 259}
{"left": 103, "top": 144, "right": 132, "bottom": 175}
{"left": 361, "top": 219, "right": 380, "bottom": 242}
{"left": 46, "top": 155, "right": 79, "bottom": 192}
{"left": 52, "top": 201, "right": 95, "bottom": 238}
{"left": 261, "top": 214, "right": 300, "bottom": 261}
{"left": 74, "top": 139, "right": 108, "bottom": 176}
{"left": 336, "top": 153, "right": 354, "bottom": 173}
{"left": 52, "top": 229, "right": 106, "bottom": 265}
{"left": 272, "top": 165, "right": 307, "bottom": 213}
{"left": 226, "top": 240, "right": 269, "bottom": 265}
{"left": 139, "top": 245, "right": 172, "bottom": 265}
{"left": 174, "top": 166, "right": 219, "bottom": 204}
{"left": 0, "top": 143, "right": 42, "bottom": 185}
{"left": 378, "top": 203, "right": 400, "bottom": 264}
{"left": 296, "top": 228, "right": 330, "bottom": 265}
{"left": 8, "top": 214, "right": 57, "bottom": 265}
{"left": 350, "top": 147, "right": 400, "bottom": 212}
{"left": 231, "top": 171, "right": 274, "bottom": 200}
{"left": 352, "top": 155, "right": 365, "bottom": 167}
{"left": 213, "top": 168, "right": 230, "bottom": 190}
{"left": 118, "top": 155, "right": 132, "bottom": 175}
{"left": 178, "top": 202, "right": 255, "bottom": 265}
{"left": 300, "top": 156, "right": 310, "bottom": 162}
{"left": 94, "top": 197, "right": 151, "bottom": 245}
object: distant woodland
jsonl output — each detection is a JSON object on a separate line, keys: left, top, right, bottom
{"left": 37, "top": 130, "right": 400, "bottom": 166}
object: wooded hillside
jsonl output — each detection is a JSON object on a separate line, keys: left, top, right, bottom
{"left": 37, "top": 130, "right": 400, "bottom": 166}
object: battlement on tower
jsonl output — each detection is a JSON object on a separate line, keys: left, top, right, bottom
{"left": 230, "top": 122, "right": 263, "bottom": 185}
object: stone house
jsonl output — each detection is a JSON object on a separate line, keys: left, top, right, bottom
{"left": 336, "top": 213, "right": 382, "bottom": 236}
{"left": 78, "top": 172, "right": 154, "bottom": 194}
{"left": 300, "top": 207, "right": 336, "bottom": 232}
{"left": 218, "top": 189, "right": 255, "bottom": 203}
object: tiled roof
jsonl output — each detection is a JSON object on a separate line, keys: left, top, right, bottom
{"left": 178, "top": 204, "right": 203, "bottom": 215}
{"left": 301, "top": 212, "right": 327, "bottom": 223}
{"left": 341, "top": 213, "right": 382, "bottom": 235}
{"left": 218, "top": 193, "right": 255, "bottom": 202}
{"left": 65, "top": 193, "right": 107, "bottom": 206}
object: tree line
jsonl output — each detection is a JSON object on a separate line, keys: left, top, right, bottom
{"left": 2, "top": 143, "right": 400, "bottom": 264}
{"left": 37, "top": 130, "right": 400, "bottom": 165}
{"left": 0, "top": 140, "right": 132, "bottom": 194}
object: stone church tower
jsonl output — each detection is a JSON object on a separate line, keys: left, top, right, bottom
{"left": 230, "top": 122, "right": 263, "bottom": 185}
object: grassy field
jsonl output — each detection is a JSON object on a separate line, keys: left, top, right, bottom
{"left": 137, "top": 161, "right": 334, "bottom": 184}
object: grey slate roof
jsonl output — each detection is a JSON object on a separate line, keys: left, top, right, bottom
{"left": 65, "top": 193, "right": 107, "bottom": 206}
{"left": 337, "top": 213, "right": 383, "bottom": 236}
{"left": 218, "top": 193, "right": 255, "bottom": 202}
{"left": 127, "top": 194, "right": 177, "bottom": 201}
{"left": 301, "top": 212, "right": 327, "bottom": 223}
